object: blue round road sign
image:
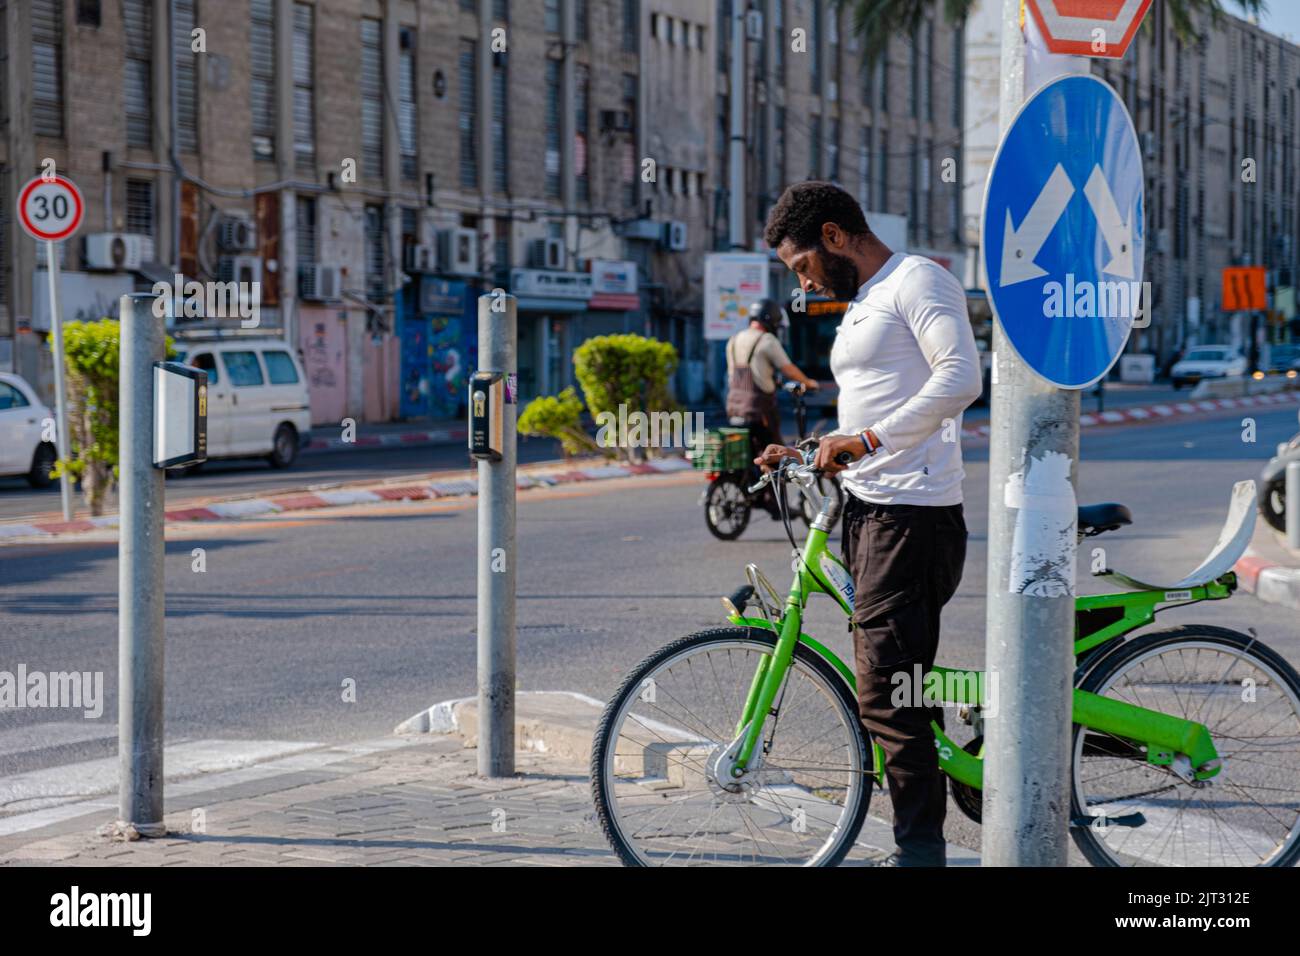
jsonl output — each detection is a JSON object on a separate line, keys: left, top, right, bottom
{"left": 982, "top": 74, "right": 1145, "bottom": 389}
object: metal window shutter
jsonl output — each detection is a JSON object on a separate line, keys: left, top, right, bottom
{"left": 124, "top": 0, "right": 152, "bottom": 147}
{"left": 545, "top": 59, "right": 559, "bottom": 197}
{"left": 459, "top": 42, "right": 477, "bottom": 188}
{"left": 492, "top": 63, "right": 508, "bottom": 191}
{"left": 174, "top": 0, "right": 198, "bottom": 153}
{"left": 399, "top": 38, "right": 417, "bottom": 179}
{"left": 293, "top": 4, "right": 315, "bottom": 170}
{"left": 250, "top": 1, "right": 276, "bottom": 150}
{"left": 296, "top": 197, "right": 316, "bottom": 267}
{"left": 33, "top": 0, "right": 64, "bottom": 137}
{"left": 361, "top": 19, "right": 383, "bottom": 179}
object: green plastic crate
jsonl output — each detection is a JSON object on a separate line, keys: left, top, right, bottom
{"left": 689, "top": 427, "right": 751, "bottom": 472}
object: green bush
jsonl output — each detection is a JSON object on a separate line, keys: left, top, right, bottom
{"left": 517, "top": 386, "right": 601, "bottom": 458}
{"left": 52, "top": 318, "right": 174, "bottom": 516}
{"left": 573, "top": 334, "right": 678, "bottom": 459}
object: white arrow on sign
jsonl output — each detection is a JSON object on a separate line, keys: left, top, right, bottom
{"left": 1000, "top": 163, "right": 1074, "bottom": 287}
{"left": 1083, "top": 165, "right": 1136, "bottom": 279}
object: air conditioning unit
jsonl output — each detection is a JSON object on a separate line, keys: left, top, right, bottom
{"left": 217, "top": 215, "right": 257, "bottom": 252}
{"left": 405, "top": 243, "right": 437, "bottom": 273}
{"left": 218, "top": 254, "right": 262, "bottom": 286}
{"left": 437, "top": 227, "right": 478, "bottom": 275}
{"left": 84, "top": 233, "right": 155, "bottom": 271}
{"left": 299, "top": 263, "right": 342, "bottom": 301}
{"left": 600, "top": 109, "right": 634, "bottom": 133}
{"left": 663, "top": 220, "right": 688, "bottom": 251}
{"left": 528, "top": 237, "right": 565, "bottom": 270}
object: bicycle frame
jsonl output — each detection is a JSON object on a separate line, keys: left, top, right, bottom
{"left": 720, "top": 469, "right": 1232, "bottom": 792}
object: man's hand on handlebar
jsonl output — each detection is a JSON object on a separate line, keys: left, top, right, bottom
{"left": 755, "top": 443, "right": 802, "bottom": 473}
{"left": 814, "top": 433, "right": 867, "bottom": 475}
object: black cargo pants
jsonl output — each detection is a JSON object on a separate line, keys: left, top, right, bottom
{"left": 840, "top": 495, "right": 967, "bottom": 866}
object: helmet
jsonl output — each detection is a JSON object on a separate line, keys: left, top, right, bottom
{"left": 748, "top": 298, "right": 786, "bottom": 333}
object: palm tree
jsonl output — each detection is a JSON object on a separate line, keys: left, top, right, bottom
{"left": 835, "top": 0, "right": 1269, "bottom": 67}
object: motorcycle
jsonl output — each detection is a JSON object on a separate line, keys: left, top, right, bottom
{"left": 1258, "top": 408, "right": 1300, "bottom": 533}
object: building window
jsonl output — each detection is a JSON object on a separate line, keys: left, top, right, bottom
{"left": 876, "top": 130, "right": 889, "bottom": 213}
{"left": 124, "top": 0, "right": 152, "bottom": 148}
{"left": 576, "top": 0, "right": 588, "bottom": 41}
{"left": 924, "top": 18, "right": 934, "bottom": 121}
{"left": 460, "top": 40, "right": 478, "bottom": 189}
{"left": 174, "top": 0, "right": 199, "bottom": 153}
{"left": 878, "top": 49, "right": 889, "bottom": 114}
{"left": 576, "top": 63, "right": 590, "bottom": 202}
{"left": 545, "top": 58, "right": 561, "bottom": 198}
{"left": 400, "top": 206, "right": 419, "bottom": 267}
{"left": 920, "top": 141, "right": 932, "bottom": 243}
{"left": 828, "top": 118, "right": 840, "bottom": 182}
{"left": 365, "top": 204, "right": 385, "bottom": 301}
{"left": 775, "top": 106, "right": 786, "bottom": 184}
{"left": 250, "top": 0, "right": 275, "bottom": 160}
{"left": 33, "top": 0, "right": 65, "bottom": 138}
{"left": 545, "top": 0, "right": 560, "bottom": 34}
{"left": 76, "top": 0, "right": 101, "bottom": 26}
{"left": 492, "top": 55, "right": 509, "bottom": 193}
{"left": 622, "top": 73, "right": 638, "bottom": 208}
{"left": 494, "top": 0, "right": 508, "bottom": 21}
{"left": 717, "top": 0, "right": 730, "bottom": 73}
{"left": 859, "top": 126, "right": 872, "bottom": 208}
{"left": 125, "top": 178, "right": 155, "bottom": 242}
{"left": 623, "top": 0, "right": 638, "bottom": 52}
{"left": 361, "top": 20, "right": 384, "bottom": 180}
{"left": 296, "top": 196, "right": 317, "bottom": 268}
{"left": 811, "top": 0, "right": 822, "bottom": 94}
{"left": 810, "top": 115, "right": 822, "bottom": 179}
{"left": 399, "top": 27, "right": 418, "bottom": 181}
{"left": 774, "top": 0, "right": 784, "bottom": 83}
{"left": 292, "top": 3, "right": 316, "bottom": 174}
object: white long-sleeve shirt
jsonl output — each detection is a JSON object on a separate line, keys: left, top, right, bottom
{"left": 830, "top": 253, "right": 982, "bottom": 506}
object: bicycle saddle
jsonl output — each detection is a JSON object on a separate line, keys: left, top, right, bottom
{"left": 1077, "top": 503, "right": 1133, "bottom": 537}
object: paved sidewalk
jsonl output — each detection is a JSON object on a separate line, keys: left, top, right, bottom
{"left": 1237, "top": 521, "right": 1300, "bottom": 611}
{"left": 0, "top": 693, "right": 978, "bottom": 867}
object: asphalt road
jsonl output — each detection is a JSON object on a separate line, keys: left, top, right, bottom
{"left": 2, "top": 403, "right": 1299, "bottom": 853}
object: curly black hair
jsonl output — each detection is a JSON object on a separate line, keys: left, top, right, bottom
{"left": 763, "top": 181, "right": 871, "bottom": 251}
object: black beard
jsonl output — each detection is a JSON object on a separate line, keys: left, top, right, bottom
{"left": 820, "top": 248, "right": 861, "bottom": 301}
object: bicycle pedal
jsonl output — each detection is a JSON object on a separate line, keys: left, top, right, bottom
{"left": 1069, "top": 812, "right": 1146, "bottom": 830}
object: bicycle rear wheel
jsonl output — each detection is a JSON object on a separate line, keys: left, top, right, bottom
{"left": 591, "top": 627, "right": 873, "bottom": 866}
{"left": 703, "top": 475, "right": 751, "bottom": 540}
{"left": 1071, "top": 625, "right": 1300, "bottom": 867}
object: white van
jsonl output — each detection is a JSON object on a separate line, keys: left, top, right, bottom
{"left": 174, "top": 338, "right": 313, "bottom": 468}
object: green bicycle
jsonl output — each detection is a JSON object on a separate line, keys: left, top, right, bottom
{"left": 591, "top": 451, "right": 1300, "bottom": 866}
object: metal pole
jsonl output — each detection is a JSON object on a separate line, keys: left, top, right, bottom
{"left": 45, "top": 241, "right": 73, "bottom": 521}
{"left": 1287, "top": 461, "right": 1300, "bottom": 552}
{"left": 477, "top": 293, "right": 517, "bottom": 777}
{"left": 981, "top": 0, "right": 1079, "bottom": 867}
{"left": 728, "top": 5, "right": 745, "bottom": 250}
{"left": 118, "top": 292, "right": 166, "bottom": 835}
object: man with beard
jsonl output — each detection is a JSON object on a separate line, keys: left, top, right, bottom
{"left": 756, "top": 181, "right": 982, "bottom": 867}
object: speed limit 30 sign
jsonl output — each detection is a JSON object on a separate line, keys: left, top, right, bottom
{"left": 18, "top": 174, "right": 84, "bottom": 243}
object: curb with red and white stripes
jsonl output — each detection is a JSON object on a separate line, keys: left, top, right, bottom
{"left": 1234, "top": 550, "right": 1300, "bottom": 612}
{"left": 959, "top": 389, "right": 1300, "bottom": 442}
{"left": 0, "top": 457, "right": 696, "bottom": 540}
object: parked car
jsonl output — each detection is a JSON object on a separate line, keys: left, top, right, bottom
{"left": 173, "top": 338, "right": 312, "bottom": 469}
{"left": 1169, "top": 346, "right": 1248, "bottom": 389}
{"left": 0, "top": 372, "right": 57, "bottom": 488}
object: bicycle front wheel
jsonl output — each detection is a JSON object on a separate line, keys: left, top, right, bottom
{"left": 591, "top": 627, "right": 873, "bottom": 866}
{"left": 1071, "top": 625, "right": 1300, "bottom": 867}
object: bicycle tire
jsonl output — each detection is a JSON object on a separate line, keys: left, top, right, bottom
{"left": 703, "top": 475, "right": 751, "bottom": 540}
{"left": 591, "top": 626, "right": 873, "bottom": 867}
{"left": 1069, "top": 625, "right": 1300, "bottom": 868}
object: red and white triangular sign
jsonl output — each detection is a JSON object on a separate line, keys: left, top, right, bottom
{"left": 1025, "top": 0, "right": 1153, "bottom": 59}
